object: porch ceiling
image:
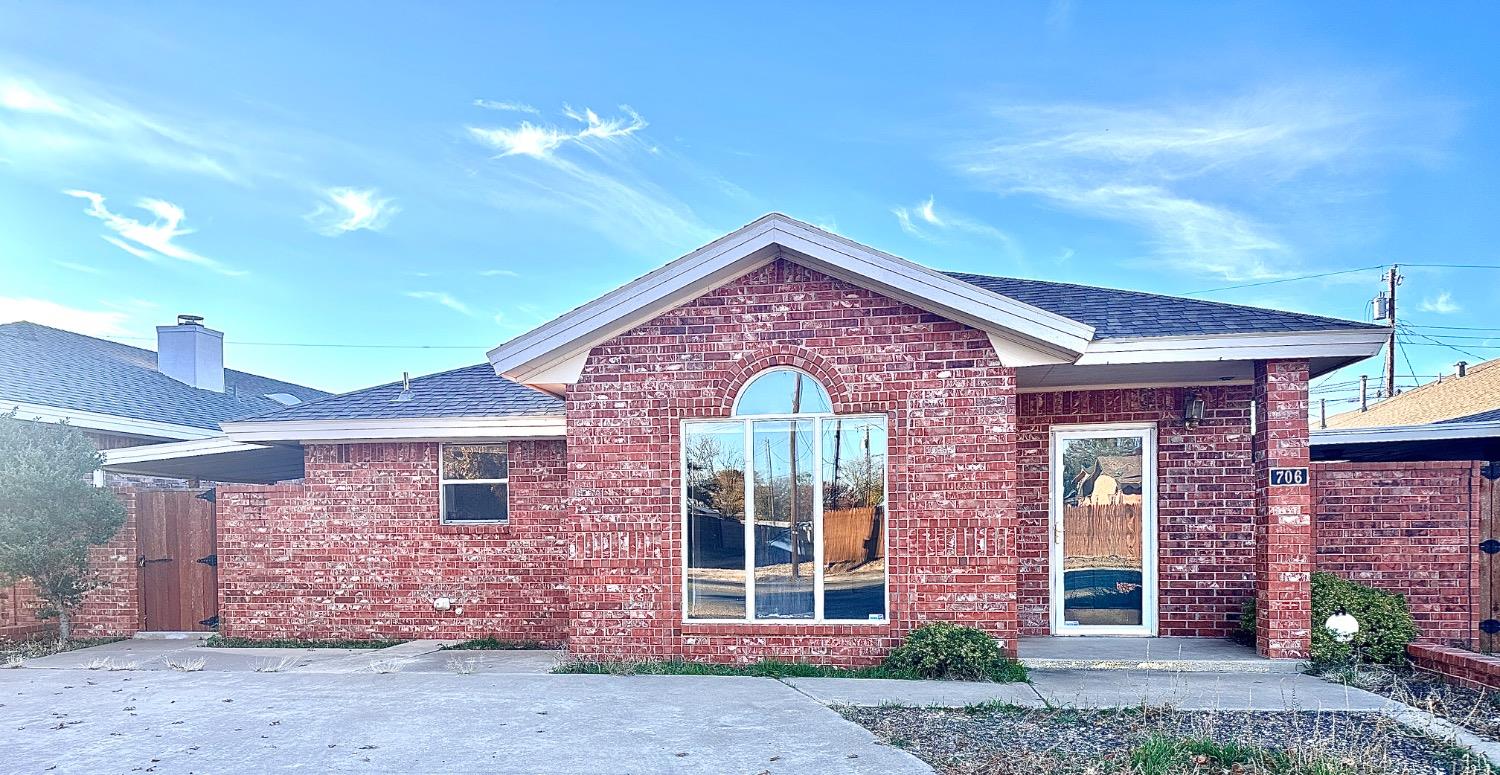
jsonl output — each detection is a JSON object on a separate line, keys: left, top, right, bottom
{"left": 101, "top": 437, "right": 304, "bottom": 484}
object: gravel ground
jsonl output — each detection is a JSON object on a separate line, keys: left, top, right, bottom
{"left": 844, "top": 705, "right": 1494, "bottom": 774}
{"left": 1336, "top": 666, "right": 1500, "bottom": 742}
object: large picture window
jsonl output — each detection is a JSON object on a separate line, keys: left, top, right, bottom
{"left": 684, "top": 368, "right": 887, "bottom": 623}
{"left": 440, "top": 444, "right": 509, "bottom": 524}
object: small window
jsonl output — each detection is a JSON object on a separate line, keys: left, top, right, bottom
{"left": 440, "top": 444, "right": 509, "bottom": 523}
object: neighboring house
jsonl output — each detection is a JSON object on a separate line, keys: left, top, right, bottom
{"left": 0, "top": 317, "right": 329, "bottom": 484}
{"left": 0, "top": 316, "right": 328, "bottom": 640}
{"left": 111, "top": 214, "right": 1410, "bottom": 660}
{"left": 1327, "top": 357, "right": 1500, "bottom": 429}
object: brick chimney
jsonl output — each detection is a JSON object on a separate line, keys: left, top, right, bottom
{"left": 156, "top": 314, "right": 224, "bottom": 392}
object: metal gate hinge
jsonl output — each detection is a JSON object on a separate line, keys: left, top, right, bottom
{"left": 195, "top": 554, "right": 218, "bottom": 567}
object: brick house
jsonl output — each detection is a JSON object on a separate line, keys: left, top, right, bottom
{"left": 138, "top": 214, "right": 1428, "bottom": 663}
{"left": 0, "top": 316, "right": 327, "bottom": 639}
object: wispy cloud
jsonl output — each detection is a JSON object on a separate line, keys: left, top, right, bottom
{"left": 405, "top": 291, "right": 474, "bottom": 316}
{"left": 0, "top": 74, "right": 243, "bottom": 181}
{"left": 307, "top": 187, "right": 399, "bottom": 236}
{"left": 1419, "top": 291, "right": 1461, "bottom": 314}
{"left": 473, "top": 99, "right": 539, "bottom": 114}
{"left": 52, "top": 260, "right": 105, "bottom": 275}
{"left": 468, "top": 104, "right": 647, "bottom": 159}
{"left": 0, "top": 296, "right": 131, "bottom": 336}
{"left": 62, "top": 190, "right": 244, "bottom": 276}
{"left": 892, "top": 196, "right": 1023, "bottom": 263}
{"left": 465, "top": 103, "right": 715, "bottom": 251}
{"left": 480, "top": 268, "right": 520, "bottom": 277}
{"left": 950, "top": 81, "right": 1451, "bottom": 279}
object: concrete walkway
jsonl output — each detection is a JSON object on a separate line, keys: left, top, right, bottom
{"left": 18, "top": 638, "right": 565, "bottom": 675}
{"left": 1017, "top": 636, "right": 1299, "bottom": 673}
{"left": 0, "top": 670, "right": 927, "bottom": 774}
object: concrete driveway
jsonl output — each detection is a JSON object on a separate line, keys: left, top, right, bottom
{"left": 0, "top": 666, "right": 929, "bottom": 774}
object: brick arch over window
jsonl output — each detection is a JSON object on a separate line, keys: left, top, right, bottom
{"left": 718, "top": 348, "right": 850, "bottom": 415}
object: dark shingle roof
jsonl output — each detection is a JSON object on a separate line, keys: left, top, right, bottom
{"left": 0, "top": 321, "right": 329, "bottom": 432}
{"left": 947, "top": 273, "right": 1382, "bottom": 339}
{"left": 237, "top": 363, "right": 560, "bottom": 422}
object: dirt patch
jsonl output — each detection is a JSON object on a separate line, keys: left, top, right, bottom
{"left": 1331, "top": 665, "right": 1500, "bottom": 743}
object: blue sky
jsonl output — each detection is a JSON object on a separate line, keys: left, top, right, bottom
{"left": 2, "top": 2, "right": 1497, "bottom": 413}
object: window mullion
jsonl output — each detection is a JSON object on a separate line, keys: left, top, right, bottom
{"left": 813, "top": 416, "right": 824, "bottom": 622}
{"left": 742, "top": 419, "right": 756, "bottom": 622}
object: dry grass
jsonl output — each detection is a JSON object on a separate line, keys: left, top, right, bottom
{"left": 1327, "top": 664, "right": 1500, "bottom": 742}
{"left": 846, "top": 704, "right": 1496, "bottom": 774}
{"left": 252, "top": 656, "right": 300, "bottom": 673}
{"left": 367, "top": 658, "right": 405, "bottom": 674}
{"left": 84, "top": 657, "right": 138, "bottom": 671}
{"left": 164, "top": 656, "right": 207, "bottom": 672}
{"left": 446, "top": 656, "right": 481, "bottom": 675}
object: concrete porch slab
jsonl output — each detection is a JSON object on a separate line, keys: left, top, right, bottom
{"left": 1028, "top": 669, "right": 1402, "bottom": 712}
{"left": 1018, "top": 636, "right": 1299, "bottom": 673}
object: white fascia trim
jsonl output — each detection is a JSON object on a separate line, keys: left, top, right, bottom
{"left": 1312, "top": 420, "right": 1500, "bottom": 446}
{"left": 486, "top": 214, "right": 1095, "bottom": 384}
{"left": 102, "top": 436, "right": 270, "bottom": 466}
{"left": 220, "top": 414, "right": 566, "bottom": 443}
{"left": 0, "top": 399, "right": 217, "bottom": 440}
{"left": 1074, "top": 328, "right": 1390, "bottom": 366}
{"left": 1016, "top": 378, "right": 1254, "bottom": 394}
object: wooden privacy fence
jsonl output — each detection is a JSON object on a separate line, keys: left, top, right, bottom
{"left": 1063, "top": 502, "right": 1142, "bottom": 568}
{"left": 1480, "top": 464, "right": 1499, "bottom": 653}
{"left": 823, "top": 506, "right": 882, "bottom": 566}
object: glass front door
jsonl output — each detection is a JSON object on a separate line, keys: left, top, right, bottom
{"left": 1051, "top": 426, "right": 1156, "bottom": 635}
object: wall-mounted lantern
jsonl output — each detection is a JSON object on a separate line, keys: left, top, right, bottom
{"left": 1183, "top": 393, "right": 1206, "bottom": 430}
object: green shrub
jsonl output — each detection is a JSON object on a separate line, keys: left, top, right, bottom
{"left": 1239, "top": 573, "right": 1418, "bottom": 666}
{"left": 1310, "top": 571, "right": 1417, "bottom": 666}
{"left": 882, "top": 622, "right": 1025, "bottom": 682}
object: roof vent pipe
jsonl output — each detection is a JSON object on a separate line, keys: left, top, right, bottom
{"left": 156, "top": 314, "right": 224, "bottom": 392}
{"left": 393, "top": 372, "right": 414, "bottom": 402}
{"left": 1456, "top": 361, "right": 1469, "bottom": 378}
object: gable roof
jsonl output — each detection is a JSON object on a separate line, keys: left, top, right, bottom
{"left": 487, "top": 213, "right": 1099, "bottom": 392}
{"left": 1327, "top": 357, "right": 1500, "bottom": 429}
{"left": 0, "top": 321, "right": 329, "bottom": 437}
{"left": 947, "top": 274, "right": 1385, "bottom": 340}
{"left": 486, "top": 213, "right": 1387, "bottom": 392}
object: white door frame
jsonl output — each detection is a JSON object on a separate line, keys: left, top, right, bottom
{"left": 1049, "top": 422, "right": 1159, "bottom": 636}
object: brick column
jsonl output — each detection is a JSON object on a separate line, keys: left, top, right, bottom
{"left": 1252, "top": 360, "right": 1313, "bottom": 659}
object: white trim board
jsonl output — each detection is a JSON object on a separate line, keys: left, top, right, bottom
{"left": 101, "top": 436, "right": 271, "bottom": 465}
{"left": 220, "top": 414, "right": 566, "bottom": 443}
{"left": 1312, "top": 420, "right": 1500, "bottom": 446}
{"left": 0, "top": 399, "right": 218, "bottom": 441}
{"left": 1074, "top": 328, "right": 1390, "bottom": 366}
{"left": 487, "top": 213, "right": 1096, "bottom": 388}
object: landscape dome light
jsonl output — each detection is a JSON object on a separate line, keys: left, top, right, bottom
{"left": 1325, "top": 609, "right": 1359, "bottom": 644}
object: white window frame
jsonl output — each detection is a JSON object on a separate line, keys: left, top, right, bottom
{"left": 438, "top": 443, "right": 510, "bottom": 525}
{"left": 1048, "top": 422, "right": 1159, "bottom": 637}
{"left": 682, "top": 369, "right": 890, "bottom": 625}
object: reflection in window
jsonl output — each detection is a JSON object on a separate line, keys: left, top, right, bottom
{"left": 752, "top": 420, "right": 815, "bottom": 619}
{"left": 684, "top": 370, "right": 887, "bottom": 623}
{"left": 685, "top": 422, "right": 747, "bottom": 619}
{"left": 441, "top": 444, "right": 509, "bottom": 523}
{"left": 821, "top": 418, "right": 887, "bottom": 621}
{"left": 734, "top": 368, "right": 833, "bottom": 415}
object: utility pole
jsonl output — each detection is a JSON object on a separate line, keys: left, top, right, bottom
{"left": 1359, "top": 374, "right": 1369, "bottom": 412}
{"left": 1372, "top": 265, "right": 1402, "bottom": 399}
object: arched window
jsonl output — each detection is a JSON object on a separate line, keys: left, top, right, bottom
{"left": 683, "top": 368, "right": 887, "bottom": 624}
{"left": 732, "top": 368, "right": 833, "bottom": 416}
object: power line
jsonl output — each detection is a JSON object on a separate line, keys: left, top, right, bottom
{"left": 1184, "top": 261, "right": 1500, "bottom": 296}
{"left": 102, "top": 335, "right": 485, "bottom": 350}
{"left": 1182, "top": 265, "right": 1384, "bottom": 295}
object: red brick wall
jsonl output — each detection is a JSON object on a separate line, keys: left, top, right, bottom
{"left": 1409, "top": 643, "right": 1500, "bottom": 690}
{"left": 0, "top": 580, "right": 51, "bottom": 641}
{"left": 565, "top": 258, "right": 1021, "bottom": 666}
{"left": 1016, "top": 385, "right": 1256, "bottom": 637}
{"left": 216, "top": 440, "right": 569, "bottom": 643}
{"left": 1313, "top": 460, "right": 1479, "bottom": 646}
{"left": 1253, "top": 359, "right": 1314, "bottom": 659}
{"left": 72, "top": 488, "right": 142, "bottom": 638}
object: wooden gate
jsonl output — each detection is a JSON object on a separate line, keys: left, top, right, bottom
{"left": 136, "top": 491, "right": 218, "bottom": 632}
{"left": 1480, "top": 462, "right": 1500, "bottom": 653}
